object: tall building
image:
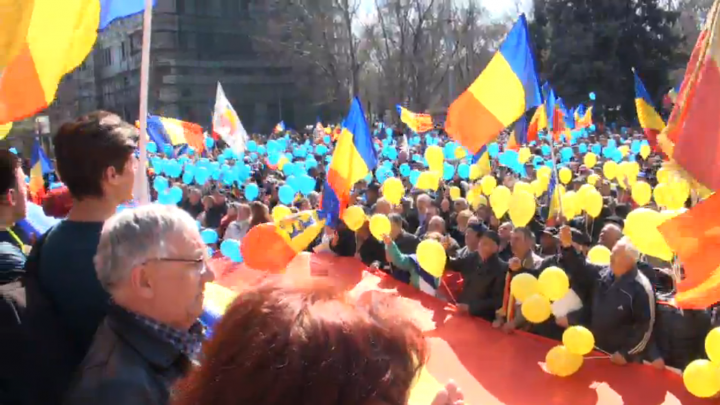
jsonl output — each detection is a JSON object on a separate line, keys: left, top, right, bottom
{"left": 47, "top": 0, "right": 310, "bottom": 133}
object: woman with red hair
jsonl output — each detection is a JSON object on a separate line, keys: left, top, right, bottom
{"left": 173, "top": 277, "right": 463, "bottom": 405}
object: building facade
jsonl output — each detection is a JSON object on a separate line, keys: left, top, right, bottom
{"left": 45, "top": 0, "right": 312, "bottom": 135}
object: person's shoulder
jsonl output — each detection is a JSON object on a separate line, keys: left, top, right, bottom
{"left": 0, "top": 241, "right": 26, "bottom": 275}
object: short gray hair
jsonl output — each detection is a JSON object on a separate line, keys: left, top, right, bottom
{"left": 94, "top": 204, "right": 200, "bottom": 291}
{"left": 615, "top": 236, "right": 640, "bottom": 262}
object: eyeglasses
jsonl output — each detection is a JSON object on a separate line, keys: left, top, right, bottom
{"left": 144, "top": 257, "right": 209, "bottom": 274}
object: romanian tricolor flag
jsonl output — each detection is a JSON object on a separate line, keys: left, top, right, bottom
{"left": 659, "top": 194, "right": 720, "bottom": 309}
{"left": 545, "top": 88, "right": 565, "bottom": 141}
{"left": 29, "top": 138, "right": 52, "bottom": 204}
{"left": 396, "top": 105, "right": 434, "bottom": 134}
{"left": 445, "top": 14, "right": 542, "bottom": 154}
{"left": 526, "top": 105, "right": 547, "bottom": 142}
{"left": 0, "top": 123, "right": 13, "bottom": 141}
{"left": 506, "top": 115, "right": 529, "bottom": 150}
{"left": 659, "top": 0, "right": 720, "bottom": 190}
{"left": 319, "top": 98, "right": 378, "bottom": 226}
{"left": 146, "top": 115, "right": 205, "bottom": 155}
{"left": 0, "top": 0, "right": 152, "bottom": 125}
{"left": 274, "top": 121, "right": 286, "bottom": 133}
{"left": 575, "top": 105, "right": 593, "bottom": 129}
{"left": 633, "top": 69, "right": 666, "bottom": 150}
{"left": 471, "top": 145, "right": 491, "bottom": 176}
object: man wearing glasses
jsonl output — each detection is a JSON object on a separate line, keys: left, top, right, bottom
{"left": 64, "top": 204, "right": 215, "bottom": 405}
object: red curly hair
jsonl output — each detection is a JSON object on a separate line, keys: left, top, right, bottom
{"left": 173, "top": 277, "right": 427, "bottom": 405}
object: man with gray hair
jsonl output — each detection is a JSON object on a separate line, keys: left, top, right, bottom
{"left": 555, "top": 226, "right": 659, "bottom": 368}
{"left": 64, "top": 205, "right": 214, "bottom": 405}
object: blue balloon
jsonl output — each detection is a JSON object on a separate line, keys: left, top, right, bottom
{"left": 409, "top": 170, "right": 420, "bottom": 186}
{"left": 305, "top": 158, "right": 318, "bottom": 170}
{"left": 245, "top": 183, "right": 259, "bottom": 201}
{"left": 315, "top": 144, "right": 328, "bottom": 155}
{"left": 443, "top": 142, "right": 457, "bottom": 160}
{"left": 457, "top": 163, "right": 470, "bottom": 179}
{"left": 286, "top": 175, "right": 300, "bottom": 191}
{"left": 298, "top": 175, "right": 316, "bottom": 195}
{"left": 591, "top": 144, "right": 602, "bottom": 155}
{"left": 257, "top": 145, "right": 267, "bottom": 155}
{"left": 147, "top": 141, "right": 158, "bottom": 154}
{"left": 220, "top": 239, "right": 240, "bottom": 258}
{"left": 443, "top": 162, "right": 455, "bottom": 180}
{"left": 153, "top": 176, "right": 169, "bottom": 192}
{"left": 578, "top": 144, "right": 588, "bottom": 154}
{"left": 195, "top": 167, "right": 210, "bottom": 185}
{"left": 589, "top": 124, "right": 596, "bottom": 132}
{"left": 9, "top": 148, "right": 17, "bottom": 155}
{"left": 247, "top": 140, "right": 258, "bottom": 152}
{"left": 205, "top": 137, "right": 215, "bottom": 149}
{"left": 279, "top": 184, "right": 295, "bottom": 205}
{"left": 182, "top": 171, "right": 194, "bottom": 185}
{"left": 488, "top": 143, "right": 500, "bottom": 158}
{"left": 201, "top": 229, "right": 219, "bottom": 244}
{"left": 323, "top": 135, "right": 331, "bottom": 144}
{"left": 631, "top": 140, "right": 641, "bottom": 153}
{"left": 589, "top": 92, "right": 596, "bottom": 101}
{"left": 268, "top": 152, "right": 281, "bottom": 165}
{"left": 163, "top": 144, "right": 174, "bottom": 156}
{"left": 282, "top": 162, "right": 297, "bottom": 176}
{"left": 541, "top": 145, "right": 551, "bottom": 156}
{"left": 399, "top": 163, "right": 411, "bottom": 177}
{"left": 169, "top": 186, "right": 183, "bottom": 204}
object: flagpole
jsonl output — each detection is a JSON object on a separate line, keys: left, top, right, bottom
{"left": 134, "top": 0, "right": 154, "bottom": 205}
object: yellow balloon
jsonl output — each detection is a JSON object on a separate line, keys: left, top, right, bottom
{"left": 510, "top": 273, "right": 539, "bottom": 302}
{"left": 657, "top": 167, "right": 670, "bottom": 184}
{"left": 654, "top": 183, "right": 669, "bottom": 207}
{"left": 537, "top": 166, "right": 552, "bottom": 181}
{"left": 538, "top": 266, "right": 569, "bottom": 302}
{"left": 0, "top": 0, "right": 35, "bottom": 69}
{"left": 640, "top": 144, "right": 651, "bottom": 159}
{"left": 416, "top": 239, "right": 447, "bottom": 278}
{"left": 546, "top": 345, "right": 584, "bottom": 377}
{"left": 383, "top": 177, "right": 404, "bottom": 205}
{"left": 577, "top": 184, "right": 596, "bottom": 202}
{"left": 603, "top": 161, "right": 617, "bottom": 180}
{"left": 705, "top": 327, "right": 720, "bottom": 363}
{"left": 509, "top": 190, "right": 536, "bottom": 227}
{"left": 587, "top": 173, "right": 600, "bottom": 186}
{"left": 559, "top": 167, "right": 572, "bottom": 185}
{"left": 618, "top": 145, "right": 630, "bottom": 157}
{"left": 561, "top": 190, "right": 579, "bottom": 220}
{"left": 563, "top": 326, "right": 595, "bottom": 356}
{"left": 513, "top": 181, "right": 532, "bottom": 195}
{"left": 489, "top": 185, "right": 512, "bottom": 218}
{"left": 449, "top": 186, "right": 461, "bottom": 200}
{"left": 584, "top": 190, "right": 603, "bottom": 218}
{"left": 416, "top": 171, "right": 440, "bottom": 191}
{"left": 518, "top": 147, "right": 532, "bottom": 164}
{"left": 683, "top": 359, "right": 720, "bottom": 398}
{"left": 369, "top": 214, "right": 391, "bottom": 241}
{"left": 454, "top": 146, "right": 467, "bottom": 160}
{"left": 583, "top": 153, "right": 597, "bottom": 168}
{"left": 425, "top": 145, "right": 444, "bottom": 172}
{"left": 480, "top": 175, "right": 497, "bottom": 196}
{"left": 278, "top": 156, "right": 289, "bottom": 170}
{"left": 271, "top": 205, "right": 292, "bottom": 222}
{"left": 631, "top": 181, "right": 652, "bottom": 206}
{"left": 587, "top": 245, "right": 611, "bottom": 265}
{"left": 521, "top": 294, "right": 552, "bottom": 323}
{"left": 469, "top": 164, "right": 482, "bottom": 180}
{"left": 467, "top": 185, "right": 486, "bottom": 209}
{"left": 623, "top": 208, "right": 674, "bottom": 261}
{"left": 342, "top": 205, "right": 367, "bottom": 231}
{"left": 530, "top": 180, "right": 545, "bottom": 197}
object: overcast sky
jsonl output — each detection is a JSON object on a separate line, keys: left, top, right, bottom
{"left": 357, "top": 0, "right": 532, "bottom": 24}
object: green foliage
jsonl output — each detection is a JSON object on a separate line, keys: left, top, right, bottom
{"left": 530, "top": 0, "right": 687, "bottom": 124}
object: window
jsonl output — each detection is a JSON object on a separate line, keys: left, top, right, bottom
{"left": 176, "top": 0, "right": 185, "bottom": 13}
{"left": 121, "top": 41, "right": 128, "bottom": 60}
{"left": 98, "top": 48, "right": 113, "bottom": 67}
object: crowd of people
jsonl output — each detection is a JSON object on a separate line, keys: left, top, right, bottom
{"left": 0, "top": 109, "right": 714, "bottom": 405}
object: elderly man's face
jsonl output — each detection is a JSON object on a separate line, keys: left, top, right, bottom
{"left": 610, "top": 243, "right": 636, "bottom": 276}
{"left": 599, "top": 224, "right": 623, "bottom": 250}
{"left": 145, "top": 230, "right": 215, "bottom": 330}
{"left": 428, "top": 217, "right": 445, "bottom": 234}
{"left": 498, "top": 223, "right": 514, "bottom": 241}
{"left": 375, "top": 199, "right": 391, "bottom": 215}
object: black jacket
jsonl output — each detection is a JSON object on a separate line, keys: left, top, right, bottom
{"left": 63, "top": 305, "right": 193, "bottom": 405}
{"left": 562, "top": 248, "right": 655, "bottom": 360}
{"left": 457, "top": 254, "right": 507, "bottom": 321}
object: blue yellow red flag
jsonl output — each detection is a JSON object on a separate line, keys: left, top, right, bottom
{"left": 29, "top": 138, "right": 52, "bottom": 203}
{"left": 319, "top": 98, "right": 378, "bottom": 226}
{"left": 445, "top": 14, "right": 542, "bottom": 153}
{"left": 0, "top": 0, "right": 154, "bottom": 125}
{"left": 396, "top": 105, "right": 434, "bottom": 134}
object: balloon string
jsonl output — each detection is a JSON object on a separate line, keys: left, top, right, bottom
{"left": 441, "top": 278, "right": 458, "bottom": 305}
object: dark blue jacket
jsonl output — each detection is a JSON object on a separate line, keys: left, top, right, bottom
{"left": 561, "top": 247, "right": 655, "bottom": 360}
